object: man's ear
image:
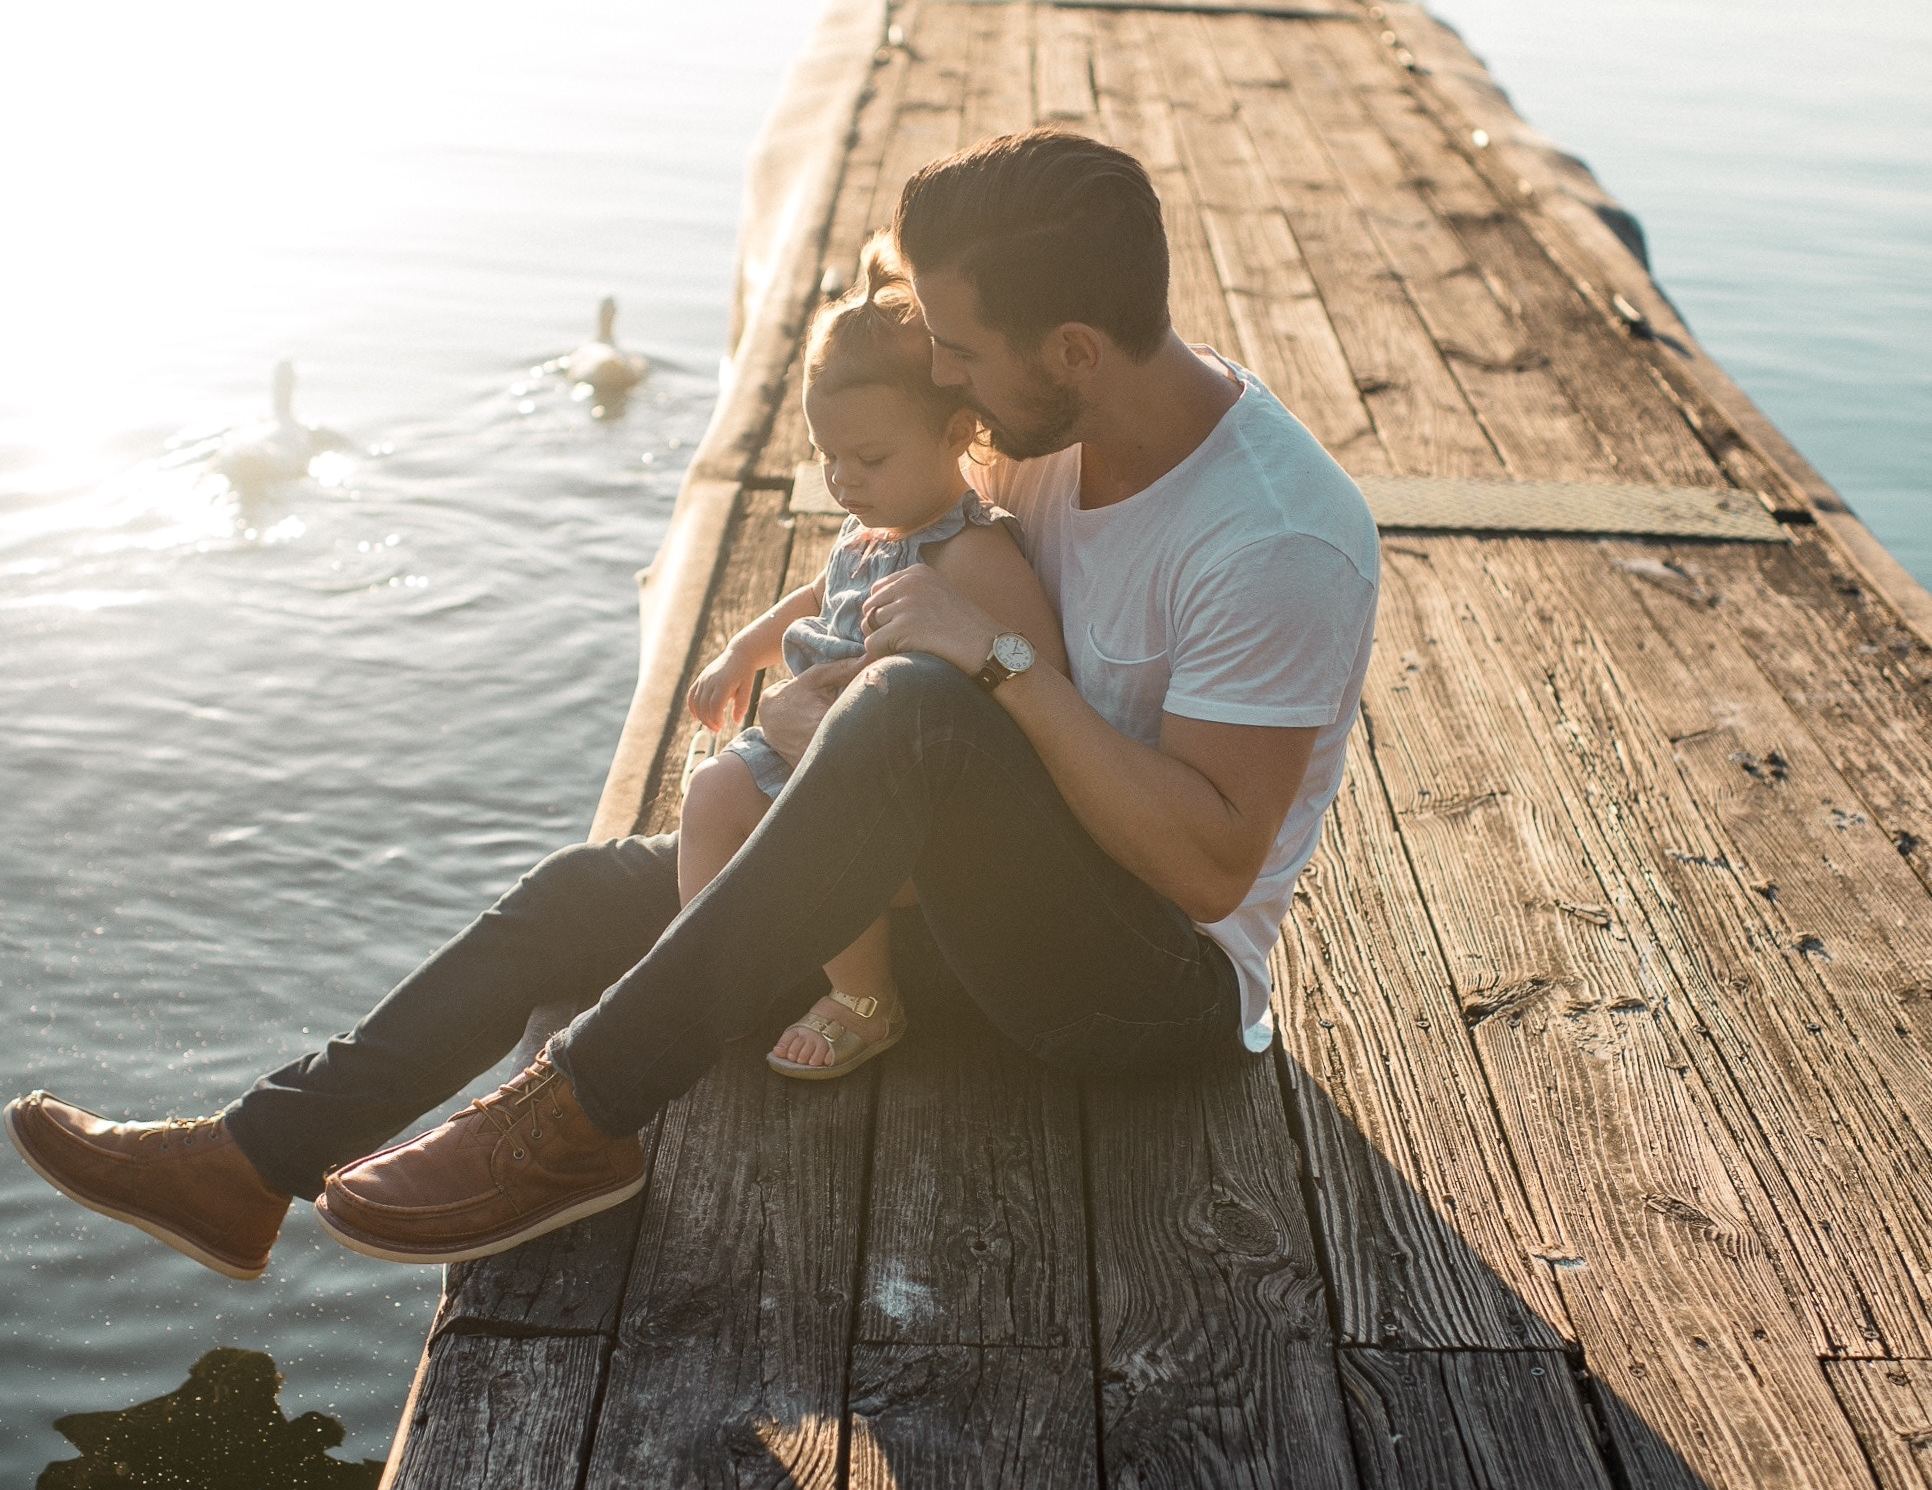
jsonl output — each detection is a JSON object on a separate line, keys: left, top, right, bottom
{"left": 1045, "top": 321, "right": 1105, "bottom": 378}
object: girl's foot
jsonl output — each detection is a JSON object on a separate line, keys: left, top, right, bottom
{"left": 767, "top": 989, "right": 905, "bottom": 1078}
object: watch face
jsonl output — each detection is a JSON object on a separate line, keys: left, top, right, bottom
{"left": 991, "top": 632, "right": 1034, "bottom": 672}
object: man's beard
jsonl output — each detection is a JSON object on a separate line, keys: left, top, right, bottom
{"left": 975, "top": 361, "right": 1081, "bottom": 460}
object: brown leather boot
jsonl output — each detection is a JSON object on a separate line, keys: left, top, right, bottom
{"left": 312, "top": 1044, "right": 644, "bottom": 1265}
{"left": 5, "top": 1094, "right": 293, "bottom": 1280}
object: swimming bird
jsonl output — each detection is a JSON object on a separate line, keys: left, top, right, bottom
{"left": 566, "top": 296, "right": 648, "bottom": 396}
{"left": 213, "top": 360, "right": 353, "bottom": 492}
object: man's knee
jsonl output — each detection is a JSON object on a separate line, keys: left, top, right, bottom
{"left": 834, "top": 651, "right": 983, "bottom": 736}
{"left": 508, "top": 835, "right": 676, "bottom": 919}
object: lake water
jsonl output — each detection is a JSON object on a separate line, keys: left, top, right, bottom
{"left": 0, "top": 1, "right": 1924, "bottom": 1480}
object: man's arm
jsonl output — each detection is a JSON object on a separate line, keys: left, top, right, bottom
{"left": 858, "top": 562, "right": 1322, "bottom": 923}
{"left": 992, "top": 666, "right": 1313, "bottom": 923}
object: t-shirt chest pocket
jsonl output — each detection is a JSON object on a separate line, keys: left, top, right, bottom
{"left": 1077, "top": 619, "right": 1171, "bottom": 745}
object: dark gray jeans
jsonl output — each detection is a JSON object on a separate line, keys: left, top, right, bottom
{"left": 225, "top": 653, "right": 1249, "bottom": 1199}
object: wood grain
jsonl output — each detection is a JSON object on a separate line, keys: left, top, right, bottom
{"left": 1369, "top": 536, "right": 1879, "bottom": 1487}
{"left": 1159, "top": 11, "right": 1491, "bottom": 479}
{"left": 390, "top": 1334, "right": 604, "bottom": 1490}
{"left": 584, "top": 1041, "right": 872, "bottom": 1488}
{"left": 1280, "top": 729, "right": 1574, "bottom": 1350}
{"left": 1822, "top": 1358, "right": 1932, "bottom": 1490}
{"left": 1314, "top": 15, "right": 1721, "bottom": 490}
{"left": 1340, "top": 1347, "right": 1615, "bottom": 1489}
{"left": 759, "top": 3, "right": 925, "bottom": 486}
{"left": 1223, "top": 13, "right": 1612, "bottom": 484}
{"left": 1707, "top": 536, "right": 1932, "bottom": 893}
{"left": 1088, "top": 11, "right": 1245, "bottom": 358}
{"left": 1086, "top": 1055, "right": 1358, "bottom": 1488}
{"left": 854, "top": 15, "right": 1094, "bottom": 1380}
{"left": 847, "top": 1345, "right": 1096, "bottom": 1488}
{"left": 634, "top": 488, "right": 798, "bottom": 835}
{"left": 1470, "top": 535, "right": 1932, "bottom": 1355}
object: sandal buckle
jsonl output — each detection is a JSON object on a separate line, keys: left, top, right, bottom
{"left": 831, "top": 990, "right": 879, "bottom": 1020}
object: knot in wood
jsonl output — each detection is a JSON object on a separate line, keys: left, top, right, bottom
{"left": 1202, "top": 1193, "right": 1279, "bottom": 1257}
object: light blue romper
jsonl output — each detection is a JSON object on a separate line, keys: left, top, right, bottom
{"left": 723, "top": 488, "right": 1022, "bottom": 799}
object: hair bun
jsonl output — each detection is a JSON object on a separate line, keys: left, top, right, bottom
{"left": 855, "top": 231, "right": 911, "bottom": 310}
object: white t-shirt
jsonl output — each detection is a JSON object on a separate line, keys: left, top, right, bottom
{"left": 971, "top": 346, "right": 1380, "bottom": 1053}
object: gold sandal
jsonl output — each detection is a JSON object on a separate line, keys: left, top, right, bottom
{"left": 766, "top": 989, "right": 907, "bottom": 1081}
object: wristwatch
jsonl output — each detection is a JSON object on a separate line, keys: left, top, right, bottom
{"left": 973, "top": 631, "right": 1036, "bottom": 692}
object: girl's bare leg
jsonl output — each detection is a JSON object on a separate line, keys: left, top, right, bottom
{"left": 677, "top": 754, "right": 770, "bottom": 907}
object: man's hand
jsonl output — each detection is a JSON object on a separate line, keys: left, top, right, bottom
{"left": 859, "top": 564, "right": 998, "bottom": 675}
{"left": 757, "top": 656, "right": 867, "bottom": 766}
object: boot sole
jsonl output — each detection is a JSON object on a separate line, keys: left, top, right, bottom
{"left": 4, "top": 1101, "right": 267, "bottom": 1282}
{"left": 311, "top": 1170, "right": 647, "bottom": 1266}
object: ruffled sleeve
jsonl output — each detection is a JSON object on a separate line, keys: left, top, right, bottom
{"left": 903, "top": 489, "right": 1024, "bottom": 560}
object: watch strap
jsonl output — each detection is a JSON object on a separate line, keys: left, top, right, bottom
{"left": 972, "top": 654, "right": 1014, "bottom": 692}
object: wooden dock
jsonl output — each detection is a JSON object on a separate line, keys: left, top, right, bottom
{"left": 380, "top": 1, "right": 1932, "bottom": 1484}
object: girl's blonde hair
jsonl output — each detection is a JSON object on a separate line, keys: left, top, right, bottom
{"left": 804, "top": 231, "right": 974, "bottom": 432}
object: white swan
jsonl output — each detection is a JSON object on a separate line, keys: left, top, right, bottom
{"left": 566, "top": 296, "right": 648, "bottom": 395}
{"left": 214, "top": 361, "right": 353, "bottom": 492}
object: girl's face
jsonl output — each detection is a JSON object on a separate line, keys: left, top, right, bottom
{"left": 803, "top": 381, "right": 972, "bottom": 534}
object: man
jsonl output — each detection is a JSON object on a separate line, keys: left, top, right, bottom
{"left": 6, "top": 128, "right": 1379, "bottom": 1276}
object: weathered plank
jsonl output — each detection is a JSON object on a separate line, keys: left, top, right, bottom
{"left": 847, "top": 1345, "right": 1095, "bottom": 1488}
{"left": 1244, "top": 13, "right": 1932, "bottom": 1368}
{"left": 1821, "top": 1358, "right": 1932, "bottom": 1490}
{"left": 1035, "top": 4, "right": 1097, "bottom": 123}
{"left": 391, "top": 1334, "right": 604, "bottom": 1489}
{"left": 1373, "top": 0, "right": 1932, "bottom": 649}
{"left": 1706, "top": 535, "right": 1932, "bottom": 893}
{"left": 434, "top": 1197, "right": 645, "bottom": 1337}
{"left": 1463, "top": 536, "right": 1932, "bottom": 1354}
{"left": 1128, "top": 9, "right": 1377, "bottom": 465}
{"left": 861, "top": 1016, "right": 1089, "bottom": 1349}
{"left": 1279, "top": 729, "right": 1574, "bottom": 1350}
{"left": 1065, "top": 0, "right": 1356, "bottom": 13}
{"left": 1313, "top": 15, "right": 1723, "bottom": 490}
{"left": 1087, "top": 10, "right": 1245, "bottom": 360}
{"left": 762, "top": 0, "right": 977, "bottom": 489}
{"left": 1367, "top": 535, "right": 1879, "bottom": 1487}
{"left": 574, "top": 492, "right": 851, "bottom": 1486}
{"left": 1155, "top": 10, "right": 1491, "bottom": 479}
{"left": 873, "top": 3, "right": 974, "bottom": 242}
{"left": 1339, "top": 1347, "right": 1615, "bottom": 1490}
{"left": 964, "top": 0, "right": 1035, "bottom": 145}
{"left": 583, "top": 1040, "right": 872, "bottom": 1487}
{"left": 1085, "top": 1056, "right": 1359, "bottom": 1487}
{"left": 1220, "top": 12, "right": 1613, "bottom": 485}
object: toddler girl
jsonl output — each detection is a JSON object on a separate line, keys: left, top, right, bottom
{"left": 679, "top": 233, "right": 1065, "bottom": 1079}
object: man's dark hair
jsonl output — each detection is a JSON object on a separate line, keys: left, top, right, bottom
{"left": 893, "top": 128, "right": 1171, "bottom": 361}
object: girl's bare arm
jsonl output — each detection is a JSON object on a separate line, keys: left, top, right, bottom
{"left": 921, "top": 525, "right": 1068, "bottom": 675}
{"left": 727, "top": 577, "right": 823, "bottom": 672}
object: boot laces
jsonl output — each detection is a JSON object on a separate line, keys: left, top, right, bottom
{"left": 139, "top": 1114, "right": 222, "bottom": 1151}
{"left": 465, "top": 1061, "right": 566, "bottom": 1145}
